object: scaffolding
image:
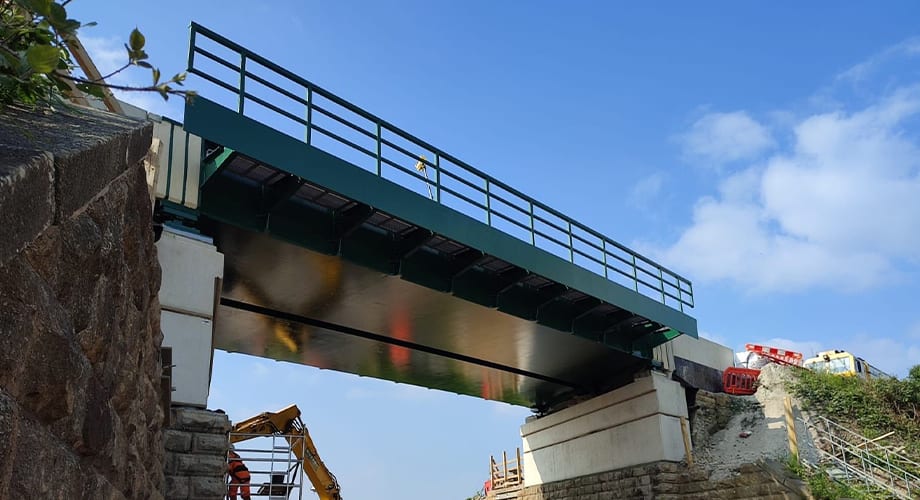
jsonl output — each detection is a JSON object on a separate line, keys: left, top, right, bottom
{"left": 228, "top": 432, "right": 307, "bottom": 499}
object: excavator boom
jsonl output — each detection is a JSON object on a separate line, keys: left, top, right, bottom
{"left": 230, "top": 404, "right": 342, "bottom": 500}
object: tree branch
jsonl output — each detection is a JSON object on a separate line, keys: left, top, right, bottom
{"left": 56, "top": 72, "right": 190, "bottom": 97}
{"left": 96, "top": 62, "right": 130, "bottom": 82}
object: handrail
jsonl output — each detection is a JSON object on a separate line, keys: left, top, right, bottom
{"left": 801, "top": 414, "right": 919, "bottom": 499}
{"left": 186, "top": 22, "right": 694, "bottom": 311}
{"left": 490, "top": 449, "right": 524, "bottom": 490}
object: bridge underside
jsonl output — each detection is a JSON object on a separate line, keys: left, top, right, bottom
{"left": 213, "top": 223, "right": 650, "bottom": 408}
{"left": 180, "top": 97, "right": 697, "bottom": 410}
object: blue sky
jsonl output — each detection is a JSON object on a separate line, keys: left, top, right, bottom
{"left": 72, "top": 1, "right": 920, "bottom": 498}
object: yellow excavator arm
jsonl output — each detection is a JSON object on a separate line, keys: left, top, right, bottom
{"left": 230, "top": 405, "right": 342, "bottom": 500}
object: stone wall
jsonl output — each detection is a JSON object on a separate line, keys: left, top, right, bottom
{"left": 0, "top": 105, "right": 163, "bottom": 498}
{"left": 515, "top": 461, "right": 807, "bottom": 500}
{"left": 164, "top": 407, "right": 230, "bottom": 500}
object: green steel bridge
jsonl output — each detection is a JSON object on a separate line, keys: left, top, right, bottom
{"left": 154, "top": 23, "right": 697, "bottom": 411}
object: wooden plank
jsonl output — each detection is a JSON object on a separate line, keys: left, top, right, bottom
{"left": 62, "top": 32, "right": 124, "bottom": 114}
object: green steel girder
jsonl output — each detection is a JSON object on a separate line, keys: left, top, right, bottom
{"left": 200, "top": 148, "right": 235, "bottom": 190}
{"left": 400, "top": 248, "right": 484, "bottom": 292}
{"left": 340, "top": 227, "right": 400, "bottom": 274}
{"left": 571, "top": 304, "right": 614, "bottom": 341}
{"left": 631, "top": 327, "right": 682, "bottom": 358}
{"left": 261, "top": 174, "right": 304, "bottom": 215}
{"left": 184, "top": 97, "right": 698, "bottom": 341}
{"left": 452, "top": 267, "right": 529, "bottom": 309}
{"left": 333, "top": 203, "right": 375, "bottom": 239}
{"left": 537, "top": 297, "right": 602, "bottom": 333}
{"left": 496, "top": 283, "right": 568, "bottom": 321}
{"left": 391, "top": 228, "right": 434, "bottom": 262}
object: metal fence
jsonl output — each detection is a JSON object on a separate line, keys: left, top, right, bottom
{"left": 185, "top": 22, "right": 694, "bottom": 311}
{"left": 800, "top": 414, "right": 920, "bottom": 499}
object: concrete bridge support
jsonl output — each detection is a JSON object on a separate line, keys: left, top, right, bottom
{"left": 521, "top": 371, "right": 689, "bottom": 487}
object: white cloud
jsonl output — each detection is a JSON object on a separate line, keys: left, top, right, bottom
{"left": 679, "top": 111, "right": 774, "bottom": 165}
{"left": 842, "top": 335, "right": 920, "bottom": 378}
{"left": 836, "top": 37, "right": 920, "bottom": 84}
{"left": 629, "top": 172, "right": 666, "bottom": 206}
{"left": 909, "top": 321, "right": 920, "bottom": 340}
{"left": 660, "top": 86, "right": 920, "bottom": 293}
{"left": 78, "top": 35, "right": 183, "bottom": 118}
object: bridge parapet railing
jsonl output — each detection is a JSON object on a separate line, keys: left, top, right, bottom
{"left": 184, "top": 22, "right": 693, "bottom": 312}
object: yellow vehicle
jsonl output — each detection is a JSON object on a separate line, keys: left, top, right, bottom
{"left": 230, "top": 405, "right": 342, "bottom": 500}
{"left": 803, "top": 350, "right": 891, "bottom": 380}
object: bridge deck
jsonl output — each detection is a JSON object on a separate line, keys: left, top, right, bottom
{"left": 167, "top": 23, "right": 697, "bottom": 409}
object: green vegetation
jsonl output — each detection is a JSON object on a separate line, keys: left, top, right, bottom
{"left": 784, "top": 454, "right": 886, "bottom": 500}
{"left": 0, "top": 0, "right": 190, "bottom": 107}
{"left": 791, "top": 366, "right": 920, "bottom": 458}
{"left": 784, "top": 366, "right": 920, "bottom": 498}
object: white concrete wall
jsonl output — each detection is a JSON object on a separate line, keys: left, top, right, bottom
{"left": 520, "top": 372, "right": 688, "bottom": 486}
{"left": 157, "top": 228, "right": 224, "bottom": 407}
{"left": 654, "top": 334, "right": 734, "bottom": 372}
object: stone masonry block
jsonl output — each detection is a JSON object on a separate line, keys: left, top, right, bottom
{"left": 190, "top": 476, "right": 226, "bottom": 498}
{"left": 164, "top": 430, "right": 192, "bottom": 452}
{"left": 175, "top": 454, "right": 226, "bottom": 476}
{"left": 0, "top": 103, "right": 152, "bottom": 224}
{"left": 165, "top": 475, "right": 189, "bottom": 499}
{"left": 193, "top": 433, "right": 228, "bottom": 454}
{"left": 0, "top": 147, "right": 53, "bottom": 267}
{"left": 173, "top": 407, "right": 231, "bottom": 433}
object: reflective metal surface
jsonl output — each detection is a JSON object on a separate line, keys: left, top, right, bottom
{"left": 214, "top": 224, "right": 647, "bottom": 408}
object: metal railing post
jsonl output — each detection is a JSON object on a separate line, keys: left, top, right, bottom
{"left": 186, "top": 27, "right": 197, "bottom": 72}
{"left": 658, "top": 267, "right": 666, "bottom": 303}
{"left": 677, "top": 279, "right": 684, "bottom": 312}
{"left": 238, "top": 54, "right": 246, "bottom": 114}
{"left": 529, "top": 202, "right": 535, "bottom": 245}
{"left": 568, "top": 222, "right": 574, "bottom": 262}
{"left": 602, "top": 240, "right": 608, "bottom": 278}
{"left": 376, "top": 123, "right": 382, "bottom": 175}
{"left": 435, "top": 154, "right": 441, "bottom": 202}
{"left": 485, "top": 179, "right": 491, "bottom": 226}
{"left": 305, "top": 87, "right": 312, "bottom": 144}
{"left": 631, "top": 255, "right": 639, "bottom": 292}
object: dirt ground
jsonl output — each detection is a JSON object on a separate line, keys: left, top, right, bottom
{"left": 693, "top": 364, "right": 814, "bottom": 479}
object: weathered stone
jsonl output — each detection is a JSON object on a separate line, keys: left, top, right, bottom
{"left": 17, "top": 324, "right": 89, "bottom": 423}
{"left": 193, "top": 432, "right": 228, "bottom": 454}
{"left": 0, "top": 391, "right": 18, "bottom": 500}
{"left": 0, "top": 147, "right": 53, "bottom": 267}
{"left": 173, "top": 407, "right": 231, "bottom": 433}
{"left": 165, "top": 475, "right": 189, "bottom": 498}
{"left": 164, "top": 430, "right": 192, "bottom": 452}
{"left": 175, "top": 454, "right": 226, "bottom": 476}
{"left": 190, "top": 476, "right": 226, "bottom": 497}
{"left": 0, "top": 106, "right": 162, "bottom": 498}
{"left": 80, "top": 381, "right": 116, "bottom": 456}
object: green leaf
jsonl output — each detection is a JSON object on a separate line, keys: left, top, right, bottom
{"left": 129, "top": 28, "right": 145, "bottom": 52}
{"left": 136, "top": 61, "right": 152, "bottom": 69}
{"left": 26, "top": 45, "right": 59, "bottom": 74}
{"left": 48, "top": 3, "right": 67, "bottom": 25}
{"left": 22, "top": 0, "right": 52, "bottom": 16}
{"left": 152, "top": 68, "right": 160, "bottom": 85}
{"left": 82, "top": 21, "right": 98, "bottom": 28}
{"left": 76, "top": 83, "right": 105, "bottom": 99}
